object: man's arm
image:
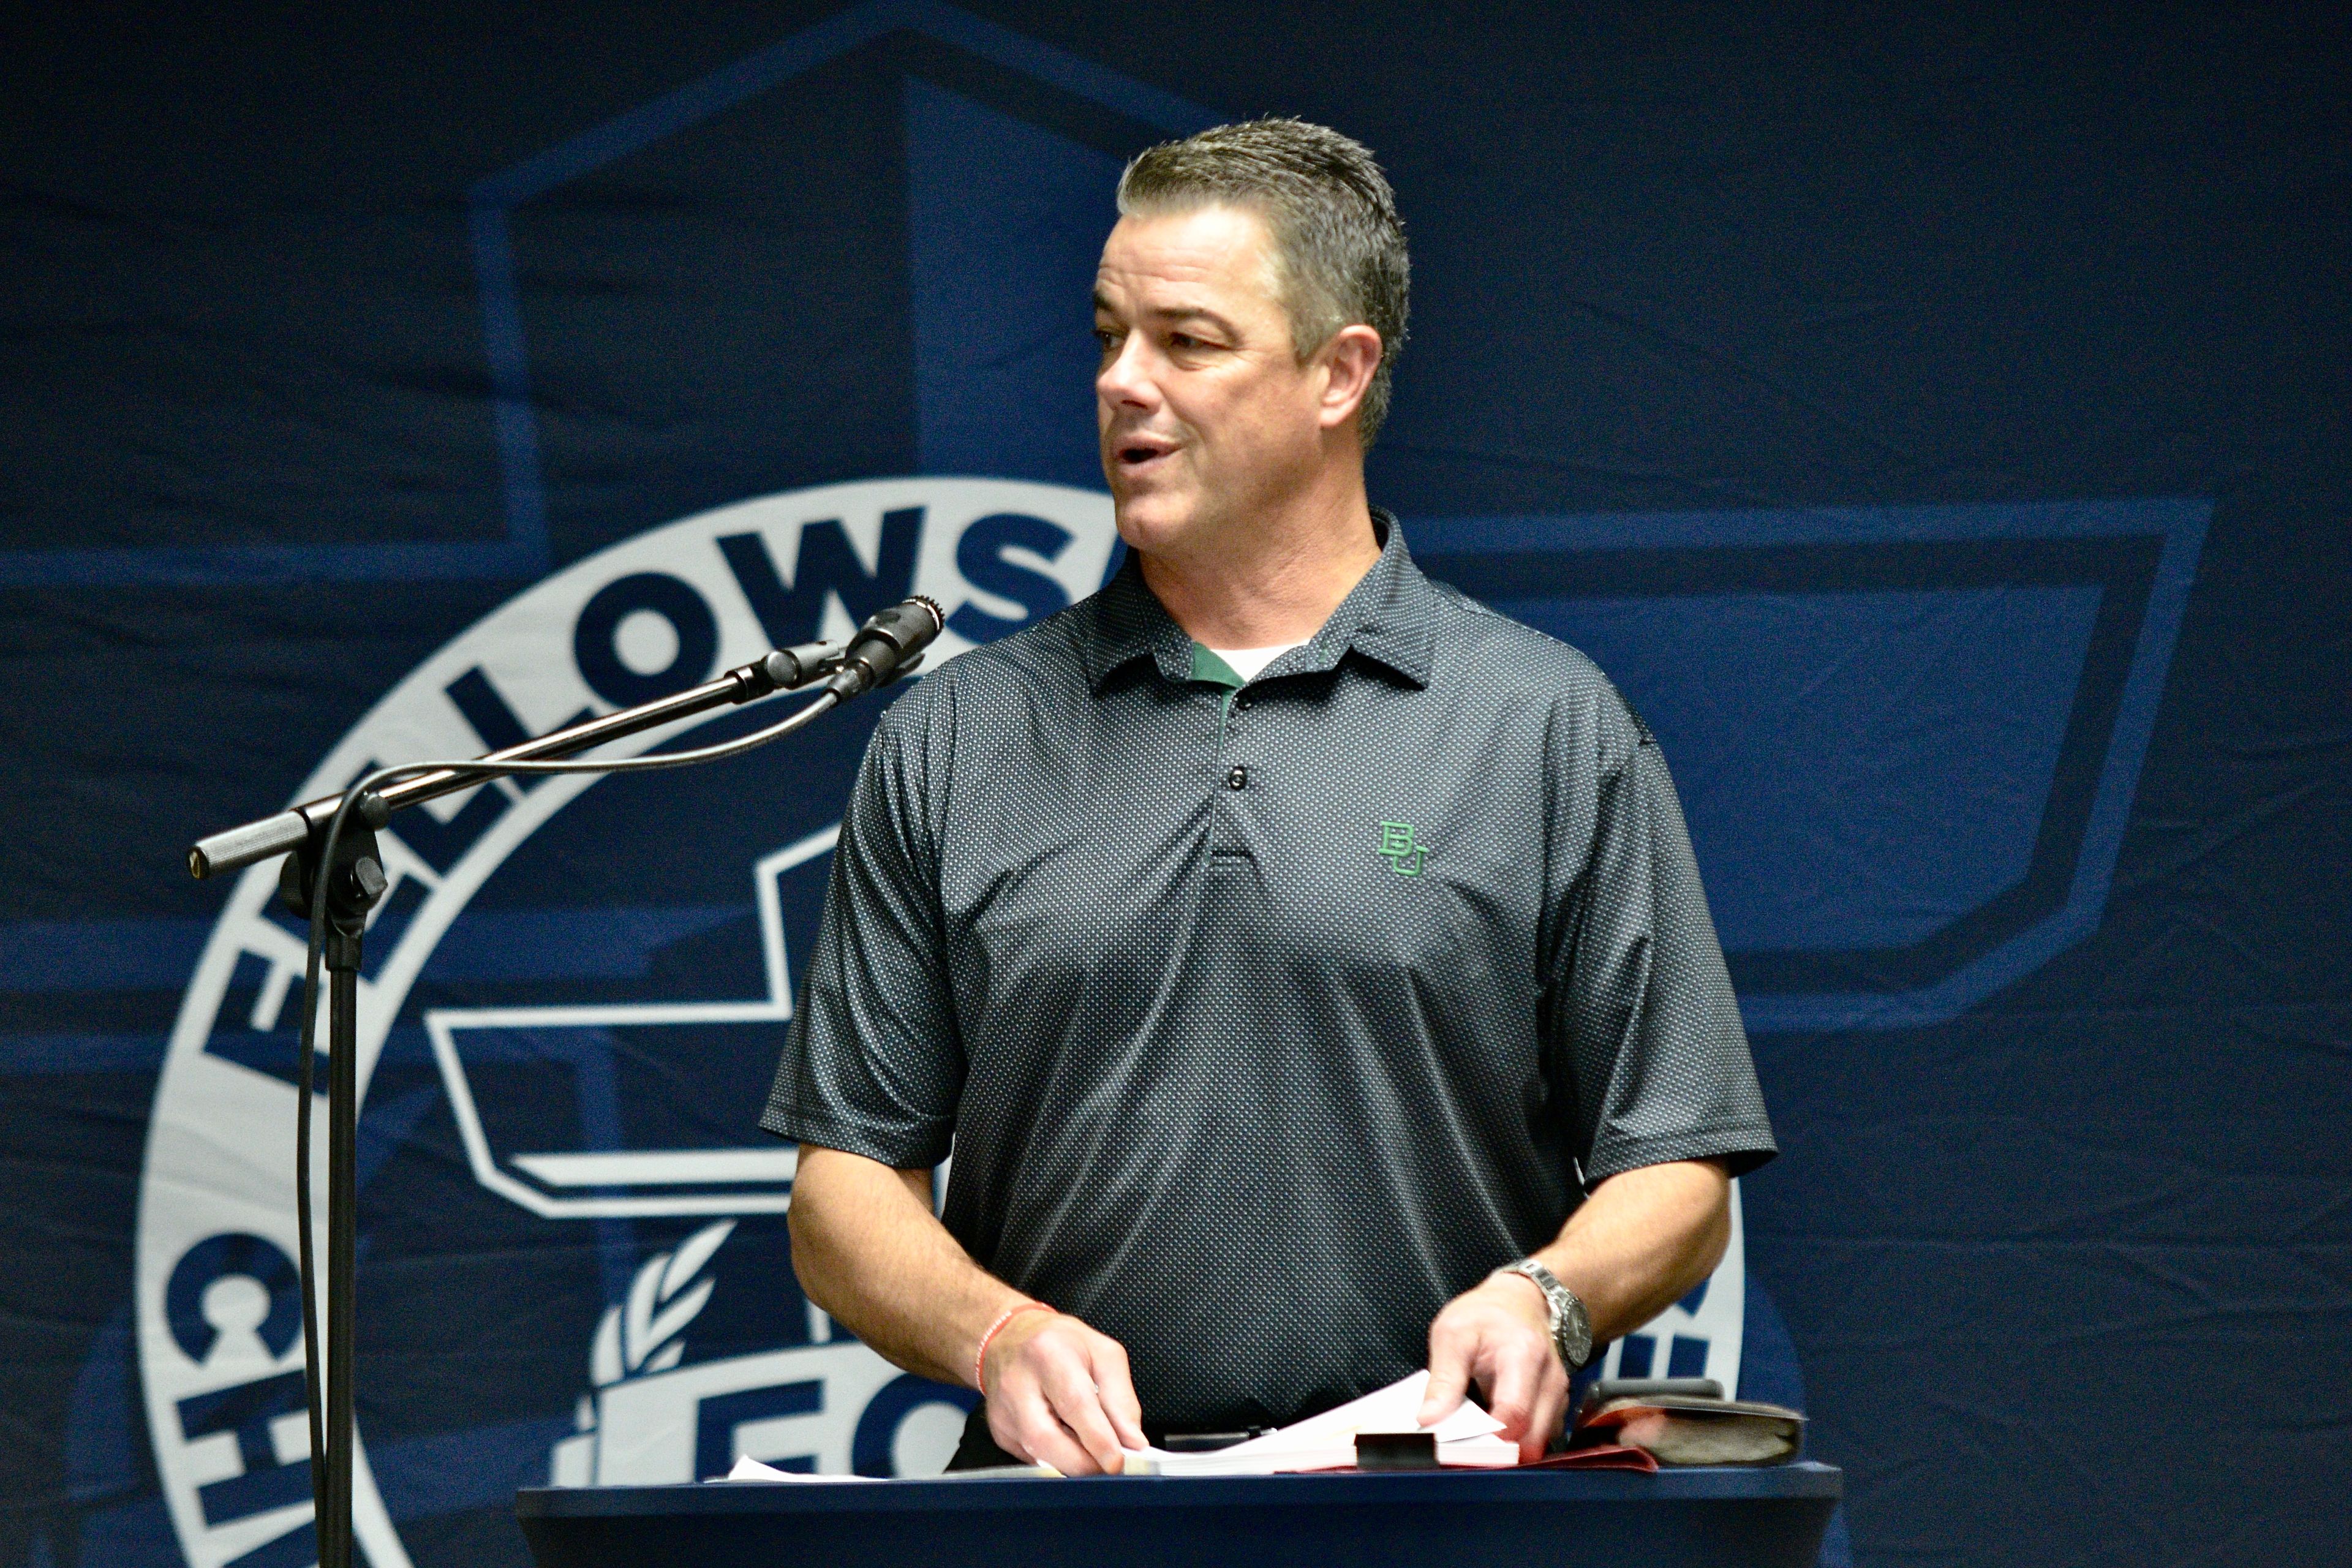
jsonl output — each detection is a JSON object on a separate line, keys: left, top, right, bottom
{"left": 1418, "top": 1156, "right": 1730, "bottom": 1460}
{"left": 1431, "top": 689, "right": 1770, "bottom": 1459}
{"left": 787, "top": 1145, "right": 1147, "bottom": 1474}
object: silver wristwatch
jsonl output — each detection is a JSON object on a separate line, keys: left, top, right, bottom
{"left": 1493, "top": 1258, "right": 1594, "bottom": 1372}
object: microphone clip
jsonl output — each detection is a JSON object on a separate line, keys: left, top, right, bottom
{"left": 824, "top": 595, "right": 946, "bottom": 698}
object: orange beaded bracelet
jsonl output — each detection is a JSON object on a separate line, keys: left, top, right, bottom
{"left": 974, "top": 1301, "right": 1054, "bottom": 1396}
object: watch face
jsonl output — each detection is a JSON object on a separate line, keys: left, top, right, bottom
{"left": 1558, "top": 1303, "right": 1593, "bottom": 1368}
{"left": 1547, "top": 1280, "right": 1592, "bottom": 1368}
{"left": 1506, "top": 1261, "right": 1593, "bottom": 1368}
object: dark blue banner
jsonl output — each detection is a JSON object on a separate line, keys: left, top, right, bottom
{"left": 3, "top": 6, "right": 2345, "bottom": 1567}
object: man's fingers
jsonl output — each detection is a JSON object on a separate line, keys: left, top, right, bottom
{"left": 1014, "top": 1406, "right": 1096, "bottom": 1477}
{"left": 1483, "top": 1343, "right": 1540, "bottom": 1441}
{"left": 1524, "top": 1365, "right": 1572, "bottom": 1463}
{"left": 1039, "top": 1357, "right": 1128, "bottom": 1474}
{"left": 985, "top": 1392, "right": 1035, "bottom": 1463}
{"left": 1489, "top": 1338, "right": 1572, "bottom": 1460}
{"left": 1090, "top": 1338, "right": 1148, "bottom": 1450}
{"left": 1419, "top": 1327, "right": 1473, "bottom": 1426}
{"left": 990, "top": 1379, "right": 1104, "bottom": 1476}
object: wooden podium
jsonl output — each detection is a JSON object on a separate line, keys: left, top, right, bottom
{"left": 516, "top": 1461, "right": 1842, "bottom": 1568}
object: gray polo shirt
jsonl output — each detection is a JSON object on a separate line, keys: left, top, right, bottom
{"left": 763, "top": 513, "right": 1774, "bottom": 1432}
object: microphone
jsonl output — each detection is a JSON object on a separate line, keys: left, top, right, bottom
{"left": 824, "top": 595, "right": 946, "bottom": 698}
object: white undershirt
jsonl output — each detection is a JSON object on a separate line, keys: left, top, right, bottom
{"left": 1208, "top": 643, "right": 1305, "bottom": 682}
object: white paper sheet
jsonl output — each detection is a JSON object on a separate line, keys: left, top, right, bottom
{"left": 718, "top": 1455, "right": 874, "bottom": 1482}
{"left": 1119, "top": 1371, "right": 1520, "bottom": 1476}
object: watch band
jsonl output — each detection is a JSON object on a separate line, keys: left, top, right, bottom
{"left": 1493, "top": 1258, "right": 1594, "bottom": 1373}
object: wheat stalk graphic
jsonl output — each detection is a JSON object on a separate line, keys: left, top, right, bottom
{"left": 590, "top": 1219, "right": 735, "bottom": 1387}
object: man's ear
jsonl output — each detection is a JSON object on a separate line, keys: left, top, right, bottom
{"left": 1316, "top": 325, "right": 1384, "bottom": 430}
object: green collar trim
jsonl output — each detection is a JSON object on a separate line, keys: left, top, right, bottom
{"left": 1189, "top": 642, "right": 1246, "bottom": 690}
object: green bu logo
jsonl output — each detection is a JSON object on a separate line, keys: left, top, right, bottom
{"left": 1378, "top": 822, "right": 1430, "bottom": 875}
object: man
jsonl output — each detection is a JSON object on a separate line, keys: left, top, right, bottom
{"left": 765, "top": 119, "right": 1774, "bottom": 1476}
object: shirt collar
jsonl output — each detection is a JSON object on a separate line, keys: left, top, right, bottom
{"left": 1084, "top": 507, "right": 1436, "bottom": 693}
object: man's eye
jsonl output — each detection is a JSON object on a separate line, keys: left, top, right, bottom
{"left": 1168, "top": 333, "right": 1198, "bottom": 350}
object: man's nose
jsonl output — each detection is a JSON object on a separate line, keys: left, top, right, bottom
{"left": 1096, "top": 335, "right": 1158, "bottom": 409}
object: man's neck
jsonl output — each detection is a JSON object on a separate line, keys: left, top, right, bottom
{"left": 1135, "top": 472, "right": 1383, "bottom": 649}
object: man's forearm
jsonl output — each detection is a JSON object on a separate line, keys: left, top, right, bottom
{"left": 786, "top": 1145, "right": 1025, "bottom": 1387}
{"left": 1531, "top": 1158, "right": 1730, "bottom": 1343}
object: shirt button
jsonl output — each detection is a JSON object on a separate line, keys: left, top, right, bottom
{"left": 1227, "top": 766, "right": 1248, "bottom": 790}
{"left": 1234, "top": 695, "right": 1252, "bottom": 711}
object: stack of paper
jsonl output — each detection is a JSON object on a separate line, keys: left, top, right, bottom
{"left": 1119, "top": 1371, "right": 1519, "bottom": 1476}
{"left": 721, "top": 1457, "right": 873, "bottom": 1483}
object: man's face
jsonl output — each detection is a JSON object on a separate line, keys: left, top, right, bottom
{"left": 1093, "top": 204, "right": 1332, "bottom": 559}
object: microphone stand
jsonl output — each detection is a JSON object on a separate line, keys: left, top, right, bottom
{"left": 187, "top": 639, "right": 848, "bottom": 881}
{"left": 186, "top": 600, "right": 939, "bottom": 1568}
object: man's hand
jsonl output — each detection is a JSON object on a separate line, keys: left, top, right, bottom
{"left": 982, "top": 1308, "right": 1148, "bottom": 1476}
{"left": 1419, "top": 1273, "right": 1569, "bottom": 1463}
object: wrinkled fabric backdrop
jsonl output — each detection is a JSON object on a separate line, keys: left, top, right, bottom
{"left": 3, "top": 4, "right": 2347, "bottom": 1567}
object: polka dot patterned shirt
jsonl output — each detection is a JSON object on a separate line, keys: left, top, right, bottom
{"left": 763, "top": 512, "right": 1776, "bottom": 1432}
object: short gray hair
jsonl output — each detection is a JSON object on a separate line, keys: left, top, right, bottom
{"left": 1117, "top": 118, "right": 1410, "bottom": 445}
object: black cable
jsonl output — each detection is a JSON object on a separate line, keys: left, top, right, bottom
{"left": 294, "top": 897, "right": 326, "bottom": 1537}
{"left": 288, "top": 685, "right": 840, "bottom": 1566}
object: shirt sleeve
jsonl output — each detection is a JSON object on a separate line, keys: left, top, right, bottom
{"left": 1542, "top": 694, "right": 1777, "bottom": 1186}
{"left": 759, "top": 695, "right": 963, "bottom": 1169}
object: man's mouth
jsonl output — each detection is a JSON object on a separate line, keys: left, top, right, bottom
{"left": 1113, "top": 438, "right": 1175, "bottom": 475}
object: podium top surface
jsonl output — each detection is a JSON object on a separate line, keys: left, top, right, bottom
{"left": 518, "top": 1461, "right": 1842, "bottom": 1520}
